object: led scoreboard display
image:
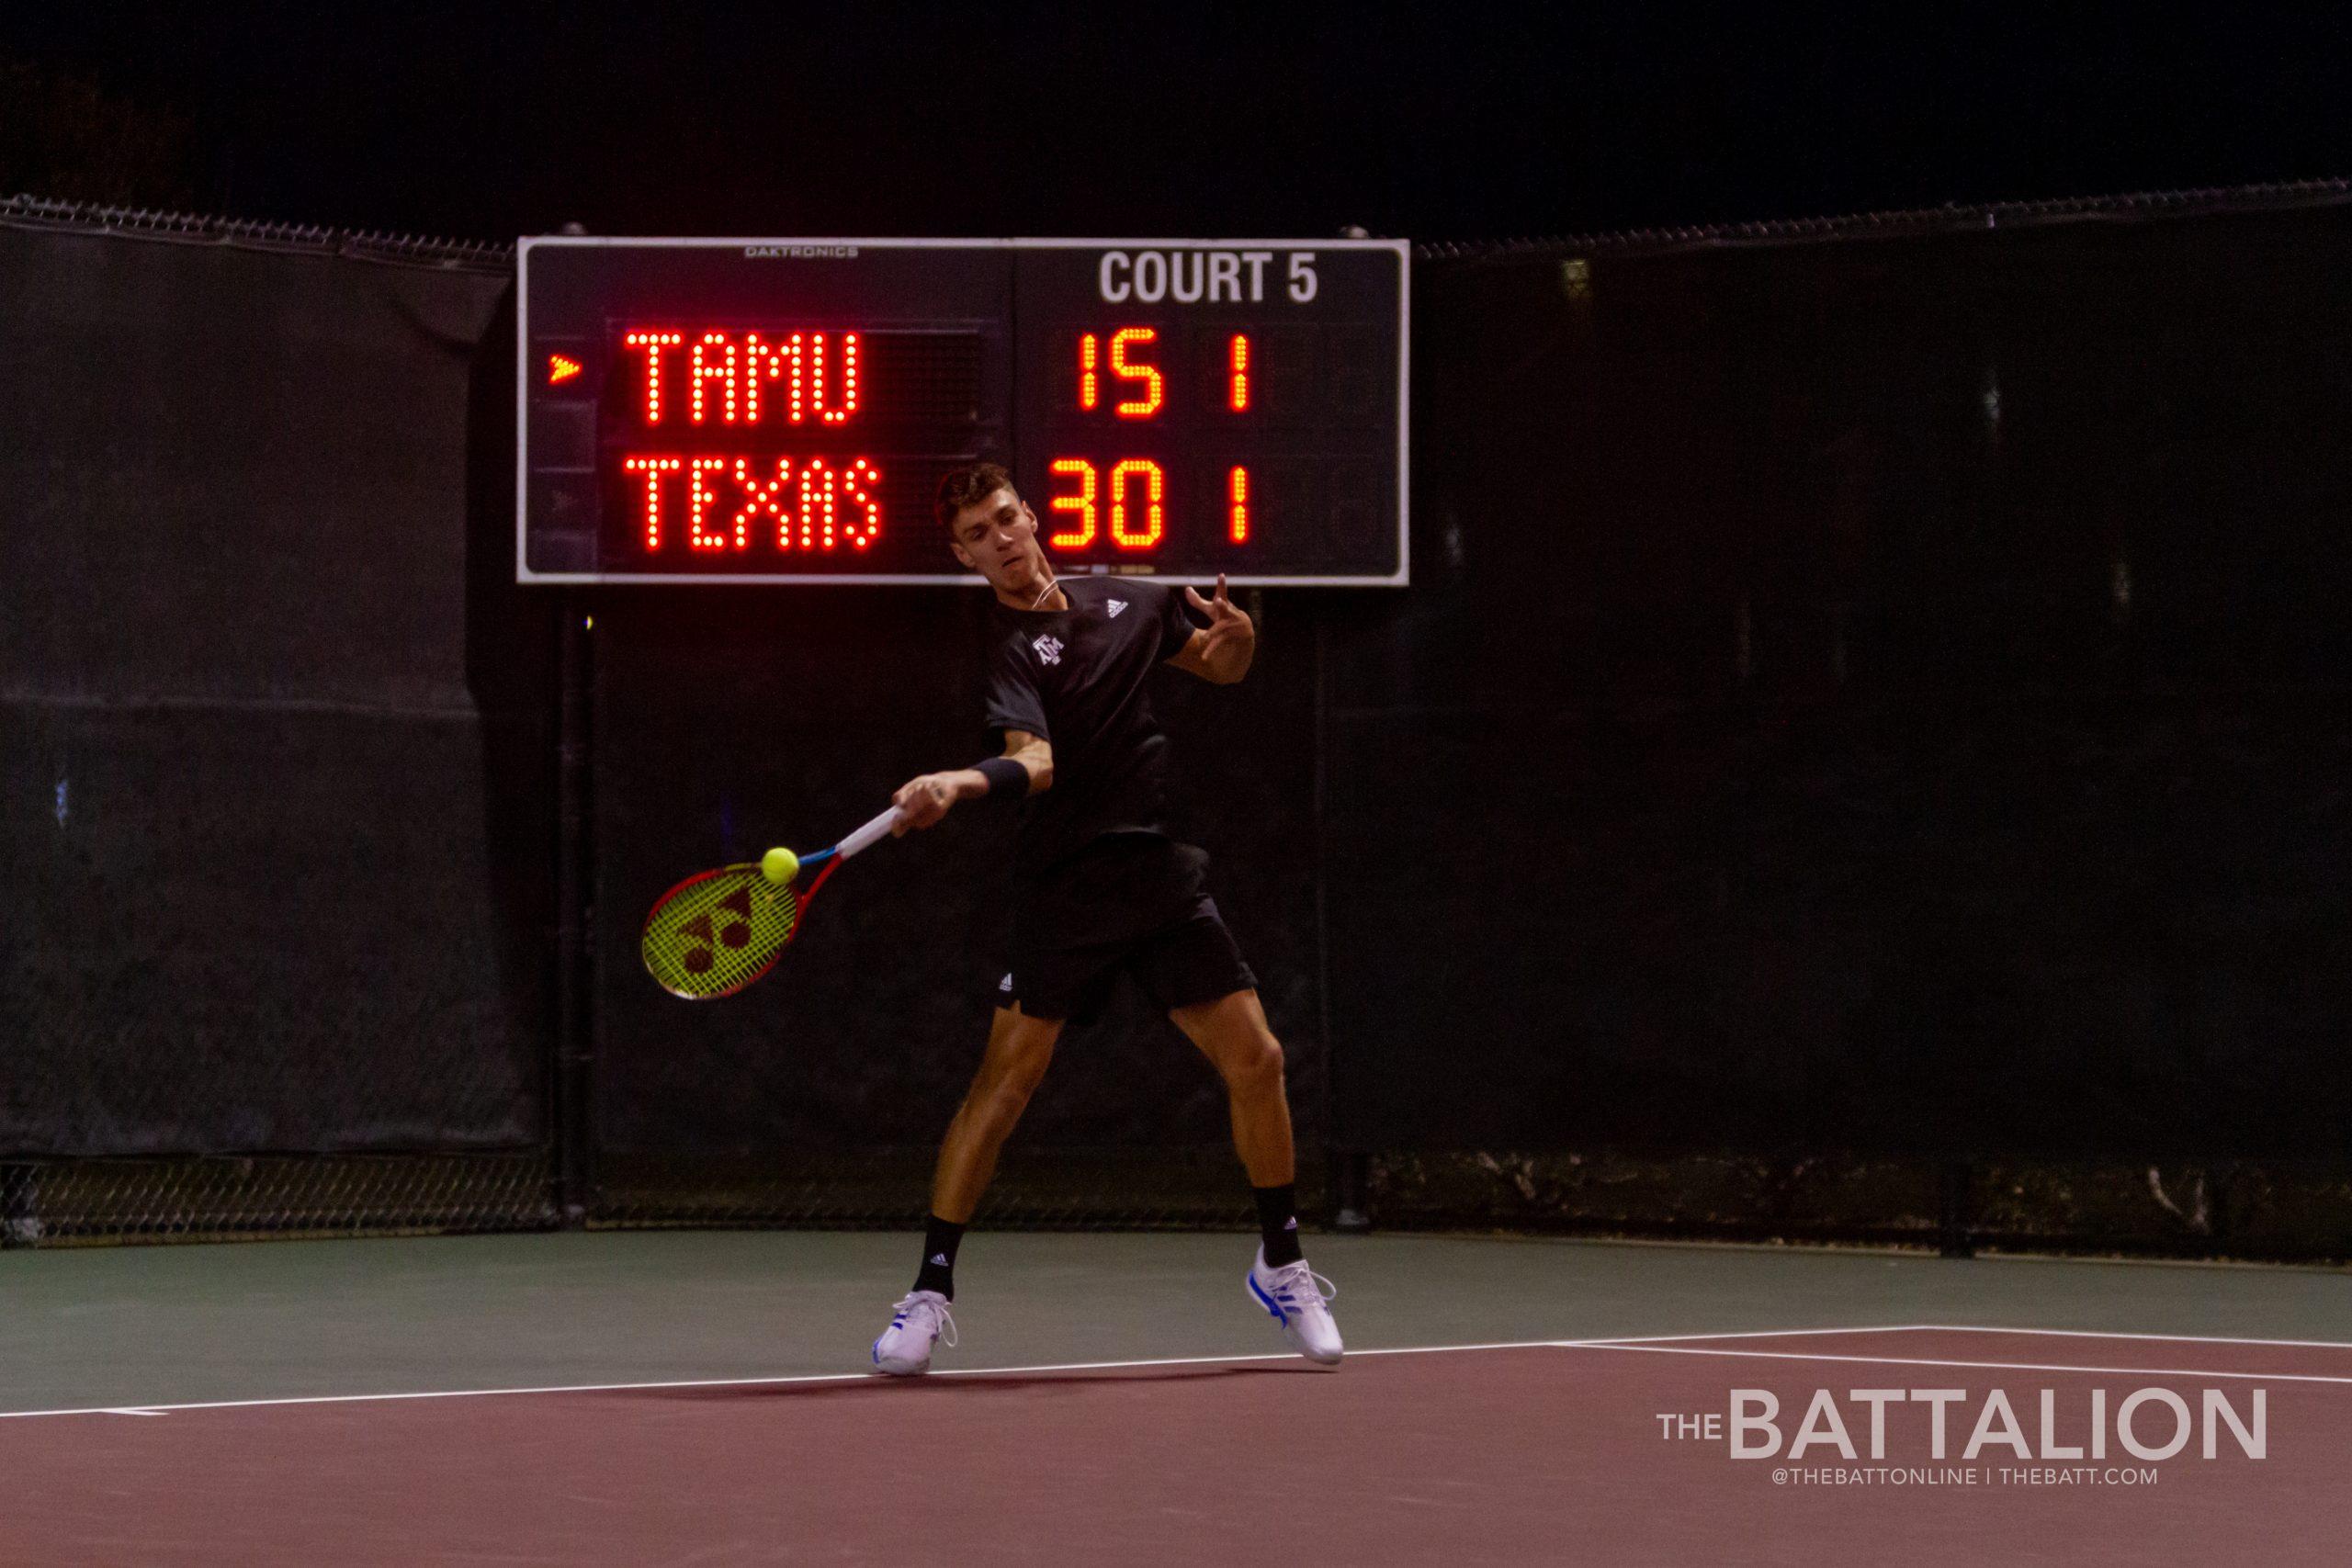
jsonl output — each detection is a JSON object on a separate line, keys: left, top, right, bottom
{"left": 516, "top": 238, "right": 1407, "bottom": 584}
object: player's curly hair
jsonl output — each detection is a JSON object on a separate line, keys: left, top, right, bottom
{"left": 934, "top": 461, "right": 1017, "bottom": 534}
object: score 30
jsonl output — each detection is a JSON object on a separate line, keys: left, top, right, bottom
{"left": 1052, "top": 327, "right": 1255, "bottom": 549}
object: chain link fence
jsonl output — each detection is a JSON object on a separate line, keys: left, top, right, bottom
{"left": 11, "top": 186, "right": 2352, "bottom": 1260}
{"left": 1, "top": 1155, "right": 554, "bottom": 1247}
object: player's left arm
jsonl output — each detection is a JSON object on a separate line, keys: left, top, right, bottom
{"left": 1163, "top": 574, "right": 1256, "bottom": 685}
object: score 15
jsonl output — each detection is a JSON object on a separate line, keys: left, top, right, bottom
{"left": 1052, "top": 326, "right": 1254, "bottom": 548}
{"left": 1074, "top": 328, "right": 1250, "bottom": 417}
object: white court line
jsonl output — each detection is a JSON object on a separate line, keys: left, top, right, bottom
{"left": 1572, "top": 1325, "right": 2352, "bottom": 1352}
{"left": 1566, "top": 1343, "right": 2352, "bottom": 1387}
{"left": 1902, "top": 1323, "right": 2352, "bottom": 1351}
{"left": 13, "top": 1325, "right": 2345, "bottom": 1422}
{"left": 1558, "top": 1324, "right": 1934, "bottom": 1348}
{"left": 0, "top": 1338, "right": 1574, "bottom": 1422}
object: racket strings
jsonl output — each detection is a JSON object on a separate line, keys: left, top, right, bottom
{"left": 641, "top": 869, "right": 799, "bottom": 999}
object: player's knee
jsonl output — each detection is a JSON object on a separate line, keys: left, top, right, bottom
{"left": 965, "top": 1065, "right": 1045, "bottom": 1142}
{"left": 988, "top": 1030, "right": 1056, "bottom": 1102}
{"left": 1001, "top": 1053, "right": 1052, "bottom": 1104}
{"left": 1222, "top": 1032, "right": 1285, "bottom": 1095}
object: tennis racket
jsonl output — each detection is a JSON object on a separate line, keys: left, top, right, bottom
{"left": 639, "top": 805, "right": 903, "bottom": 999}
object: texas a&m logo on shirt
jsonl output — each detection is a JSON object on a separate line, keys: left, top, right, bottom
{"left": 1031, "top": 634, "right": 1064, "bottom": 666}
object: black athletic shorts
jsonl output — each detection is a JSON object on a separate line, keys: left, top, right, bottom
{"left": 987, "top": 832, "right": 1257, "bottom": 1025}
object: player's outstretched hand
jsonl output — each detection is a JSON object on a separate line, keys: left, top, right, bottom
{"left": 1182, "top": 572, "right": 1248, "bottom": 626}
{"left": 891, "top": 772, "right": 972, "bottom": 833}
{"left": 1182, "top": 574, "right": 1255, "bottom": 682}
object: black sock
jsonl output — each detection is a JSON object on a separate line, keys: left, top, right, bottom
{"left": 912, "top": 1214, "right": 965, "bottom": 1300}
{"left": 1254, "top": 1183, "right": 1304, "bottom": 1268}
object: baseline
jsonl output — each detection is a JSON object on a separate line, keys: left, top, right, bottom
{"left": 0, "top": 1336, "right": 1583, "bottom": 1422}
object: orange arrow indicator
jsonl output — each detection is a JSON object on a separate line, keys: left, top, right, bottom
{"left": 548, "top": 354, "right": 582, "bottom": 386}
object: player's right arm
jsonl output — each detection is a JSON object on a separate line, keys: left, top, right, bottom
{"left": 890, "top": 729, "right": 1053, "bottom": 833}
{"left": 894, "top": 624, "right": 1053, "bottom": 834}
{"left": 999, "top": 728, "right": 1053, "bottom": 792}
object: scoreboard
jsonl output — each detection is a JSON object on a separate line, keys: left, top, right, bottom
{"left": 516, "top": 238, "right": 1408, "bottom": 585}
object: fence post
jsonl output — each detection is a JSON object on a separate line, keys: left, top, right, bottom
{"left": 1939, "top": 1160, "right": 1973, "bottom": 1258}
{"left": 1, "top": 1164, "right": 37, "bottom": 1247}
{"left": 1311, "top": 609, "right": 1372, "bottom": 1233}
{"left": 553, "top": 597, "right": 596, "bottom": 1226}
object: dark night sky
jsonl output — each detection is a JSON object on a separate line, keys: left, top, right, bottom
{"left": 4, "top": 4, "right": 2348, "bottom": 243}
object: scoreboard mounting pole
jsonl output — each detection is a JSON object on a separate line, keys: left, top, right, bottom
{"left": 516, "top": 237, "right": 1408, "bottom": 586}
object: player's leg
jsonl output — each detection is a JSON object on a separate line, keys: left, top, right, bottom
{"left": 1132, "top": 856, "right": 1284, "bottom": 1190}
{"left": 873, "top": 1003, "right": 1066, "bottom": 1376}
{"left": 1133, "top": 882, "right": 1336, "bottom": 1366}
{"left": 1166, "top": 987, "right": 1294, "bottom": 1191}
{"left": 931, "top": 1004, "right": 1066, "bottom": 1225}
{"left": 1166, "top": 986, "right": 1340, "bottom": 1364}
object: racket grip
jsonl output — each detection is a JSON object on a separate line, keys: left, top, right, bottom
{"left": 834, "top": 806, "right": 904, "bottom": 861}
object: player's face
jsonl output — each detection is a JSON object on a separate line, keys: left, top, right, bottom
{"left": 948, "top": 488, "right": 1050, "bottom": 594}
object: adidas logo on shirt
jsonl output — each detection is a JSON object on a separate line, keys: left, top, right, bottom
{"left": 999, "top": 973, "right": 1013, "bottom": 992}
{"left": 1107, "top": 599, "right": 1128, "bottom": 618}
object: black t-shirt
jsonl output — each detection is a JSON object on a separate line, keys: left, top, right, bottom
{"left": 982, "top": 576, "right": 1201, "bottom": 876}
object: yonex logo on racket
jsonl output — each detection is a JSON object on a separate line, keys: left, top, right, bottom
{"left": 1032, "top": 634, "right": 1064, "bottom": 665}
{"left": 679, "top": 886, "right": 756, "bottom": 975}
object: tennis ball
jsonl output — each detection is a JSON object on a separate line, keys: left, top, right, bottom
{"left": 760, "top": 846, "right": 799, "bottom": 886}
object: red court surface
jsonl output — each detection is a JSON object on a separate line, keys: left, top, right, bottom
{"left": 4, "top": 1328, "right": 2344, "bottom": 1565}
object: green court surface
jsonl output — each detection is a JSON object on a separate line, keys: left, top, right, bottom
{"left": 5, "top": 1229, "right": 2347, "bottom": 1416}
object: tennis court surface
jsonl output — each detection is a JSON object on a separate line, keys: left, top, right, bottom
{"left": 6, "top": 1230, "right": 2348, "bottom": 1564}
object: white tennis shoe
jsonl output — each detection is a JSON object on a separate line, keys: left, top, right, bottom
{"left": 1247, "top": 1247, "right": 1343, "bottom": 1365}
{"left": 870, "top": 1290, "right": 956, "bottom": 1375}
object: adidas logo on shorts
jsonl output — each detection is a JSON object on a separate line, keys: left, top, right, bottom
{"left": 1108, "top": 599, "right": 1128, "bottom": 618}
{"left": 999, "top": 973, "right": 1013, "bottom": 992}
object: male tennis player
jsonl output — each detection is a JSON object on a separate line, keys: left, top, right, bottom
{"left": 868, "top": 462, "right": 1340, "bottom": 1374}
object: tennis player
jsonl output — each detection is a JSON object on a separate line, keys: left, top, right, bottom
{"left": 868, "top": 462, "right": 1341, "bottom": 1374}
